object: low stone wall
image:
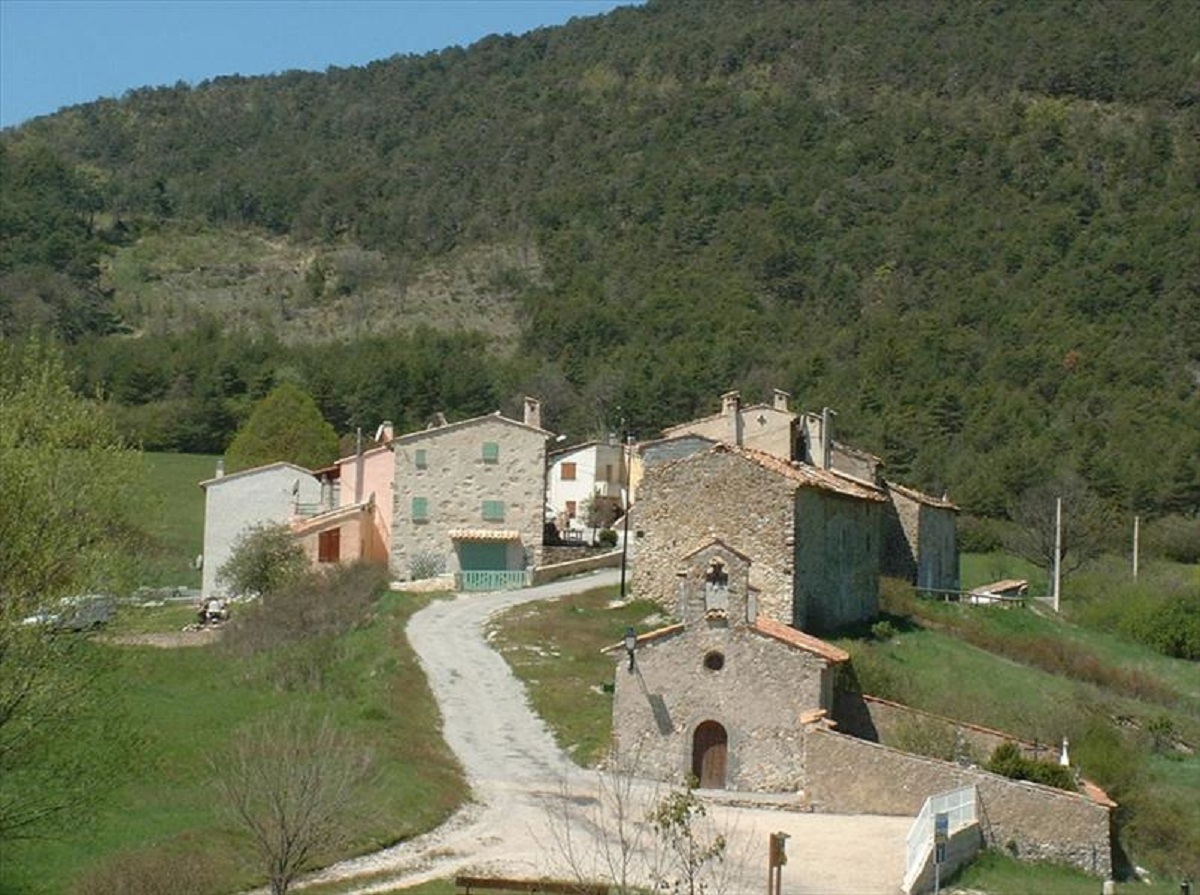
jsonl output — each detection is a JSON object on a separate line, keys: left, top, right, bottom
{"left": 804, "top": 726, "right": 1113, "bottom": 878}
{"left": 837, "top": 693, "right": 1064, "bottom": 765}
{"left": 530, "top": 550, "right": 621, "bottom": 586}
{"left": 906, "top": 823, "right": 983, "bottom": 895}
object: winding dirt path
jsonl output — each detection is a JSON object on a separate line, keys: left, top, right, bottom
{"left": 295, "top": 570, "right": 910, "bottom": 894}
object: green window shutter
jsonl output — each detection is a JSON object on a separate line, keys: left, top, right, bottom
{"left": 482, "top": 500, "right": 505, "bottom": 522}
{"left": 412, "top": 496, "right": 429, "bottom": 521}
{"left": 415, "top": 448, "right": 427, "bottom": 469}
{"left": 482, "top": 441, "right": 500, "bottom": 463}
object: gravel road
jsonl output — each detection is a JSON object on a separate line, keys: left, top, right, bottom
{"left": 296, "top": 570, "right": 911, "bottom": 894}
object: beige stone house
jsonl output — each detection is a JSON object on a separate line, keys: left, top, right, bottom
{"left": 657, "top": 389, "right": 959, "bottom": 595}
{"left": 610, "top": 539, "right": 849, "bottom": 790}
{"left": 389, "top": 398, "right": 550, "bottom": 588}
{"left": 631, "top": 442, "right": 887, "bottom": 634}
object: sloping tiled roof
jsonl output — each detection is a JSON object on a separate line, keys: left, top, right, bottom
{"left": 661, "top": 402, "right": 792, "bottom": 436}
{"left": 290, "top": 501, "right": 372, "bottom": 536}
{"left": 886, "top": 480, "right": 958, "bottom": 510}
{"left": 600, "top": 622, "right": 685, "bottom": 654}
{"left": 390, "top": 410, "right": 550, "bottom": 445}
{"left": 751, "top": 616, "right": 850, "bottom": 663}
{"left": 725, "top": 445, "right": 887, "bottom": 502}
{"left": 199, "top": 461, "right": 312, "bottom": 488}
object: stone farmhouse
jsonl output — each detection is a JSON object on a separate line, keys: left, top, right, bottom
{"left": 389, "top": 397, "right": 551, "bottom": 587}
{"left": 632, "top": 442, "right": 887, "bottom": 633}
{"left": 647, "top": 389, "right": 959, "bottom": 600}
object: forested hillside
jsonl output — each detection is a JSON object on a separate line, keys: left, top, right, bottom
{"left": 2, "top": 0, "right": 1198, "bottom": 521}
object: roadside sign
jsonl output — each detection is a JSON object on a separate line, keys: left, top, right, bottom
{"left": 934, "top": 812, "right": 949, "bottom": 846}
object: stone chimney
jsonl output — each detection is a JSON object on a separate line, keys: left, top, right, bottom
{"left": 523, "top": 396, "right": 542, "bottom": 429}
{"left": 215, "top": 458, "right": 225, "bottom": 478}
{"left": 721, "top": 390, "right": 743, "bottom": 446}
{"left": 375, "top": 420, "right": 394, "bottom": 443}
{"left": 773, "top": 389, "right": 790, "bottom": 412}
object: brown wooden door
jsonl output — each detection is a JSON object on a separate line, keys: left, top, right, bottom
{"left": 692, "top": 721, "right": 728, "bottom": 789}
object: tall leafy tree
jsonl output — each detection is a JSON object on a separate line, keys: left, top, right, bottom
{"left": 224, "top": 381, "right": 338, "bottom": 473}
{"left": 0, "top": 339, "right": 143, "bottom": 839}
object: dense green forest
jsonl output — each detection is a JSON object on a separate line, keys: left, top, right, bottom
{"left": 1, "top": 0, "right": 1197, "bottom": 522}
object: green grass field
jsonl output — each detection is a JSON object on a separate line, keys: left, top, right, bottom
{"left": 3, "top": 591, "right": 466, "bottom": 895}
{"left": 134, "top": 452, "right": 220, "bottom": 589}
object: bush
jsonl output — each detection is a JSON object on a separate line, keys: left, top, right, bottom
{"left": 409, "top": 549, "right": 446, "bottom": 581}
{"left": 221, "top": 562, "right": 385, "bottom": 659}
{"left": 1143, "top": 515, "right": 1200, "bottom": 564}
{"left": 957, "top": 515, "right": 1007, "bottom": 554}
{"left": 69, "top": 845, "right": 222, "bottom": 895}
{"left": 218, "top": 522, "right": 308, "bottom": 598}
{"left": 986, "top": 741, "right": 1077, "bottom": 791}
{"left": 596, "top": 528, "right": 618, "bottom": 548}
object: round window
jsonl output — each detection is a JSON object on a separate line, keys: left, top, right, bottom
{"left": 703, "top": 651, "right": 725, "bottom": 671}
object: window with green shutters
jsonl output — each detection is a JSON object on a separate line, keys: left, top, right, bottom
{"left": 481, "top": 500, "right": 505, "bottom": 522}
{"left": 482, "top": 441, "right": 500, "bottom": 463}
{"left": 412, "top": 496, "right": 429, "bottom": 522}
{"left": 414, "top": 448, "right": 428, "bottom": 469}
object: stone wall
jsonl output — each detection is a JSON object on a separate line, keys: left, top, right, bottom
{"left": 612, "top": 620, "right": 830, "bottom": 791}
{"left": 530, "top": 549, "right": 621, "bottom": 585}
{"left": 793, "top": 488, "right": 881, "bottom": 633}
{"left": 631, "top": 449, "right": 796, "bottom": 624}
{"left": 391, "top": 416, "right": 545, "bottom": 579}
{"left": 803, "top": 726, "right": 1113, "bottom": 877}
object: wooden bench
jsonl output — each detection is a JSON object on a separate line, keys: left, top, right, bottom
{"left": 454, "top": 875, "right": 609, "bottom": 895}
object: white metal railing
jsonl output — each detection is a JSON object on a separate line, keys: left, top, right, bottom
{"left": 904, "top": 785, "right": 977, "bottom": 892}
{"left": 456, "top": 569, "right": 528, "bottom": 592}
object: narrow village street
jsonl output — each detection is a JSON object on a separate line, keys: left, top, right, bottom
{"left": 298, "top": 569, "right": 911, "bottom": 895}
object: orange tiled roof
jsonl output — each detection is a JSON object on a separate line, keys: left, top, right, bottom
{"left": 724, "top": 445, "right": 887, "bottom": 502}
{"left": 751, "top": 616, "right": 850, "bottom": 663}
{"left": 886, "top": 480, "right": 958, "bottom": 510}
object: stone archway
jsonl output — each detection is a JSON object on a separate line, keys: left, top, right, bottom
{"left": 691, "top": 720, "right": 728, "bottom": 789}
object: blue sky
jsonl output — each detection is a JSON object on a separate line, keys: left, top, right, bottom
{"left": 0, "top": 0, "right": 636, "bottom": 128}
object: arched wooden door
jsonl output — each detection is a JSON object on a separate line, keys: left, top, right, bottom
{"left": 691, "top": 720, "right": 728, "bottom": 789}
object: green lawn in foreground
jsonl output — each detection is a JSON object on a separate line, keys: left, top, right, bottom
{"left": 3, "top": 591, "right": 466, "bottom": 895}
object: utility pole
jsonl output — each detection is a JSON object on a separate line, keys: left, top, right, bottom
{"left": 1133, "top": 515, "right": 1140, "bottom": 580}
{"left": 1052, "top": 496, "right": 1062, "bottom": 613}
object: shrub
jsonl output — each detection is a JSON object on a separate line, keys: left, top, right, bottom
{"left": 1142, "top": 514, "right": 1200, "bottom": 564}
{"left": 597, "top": 528, "right": 618, "bottom": 548}
{"left": 69, "top": 845, "right": 222, "bottom": 895}
{"left": 986, "top": 741, "right": 1077, "bottom": 791}
{"left": 218, "top": 522, "right": 308, "bottom": 598}
{"left": 958, "top": 515, "right": 1006, "bottom": 554}
{"left": 409, "top": 549, "right": 446, "bottom": 581}
{"left": 871, "top": 619, "right": 898, "bottom": 642}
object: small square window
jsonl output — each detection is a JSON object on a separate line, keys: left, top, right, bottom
{"left": 412, "top": 496, "right": 429, "bottom": 522}
{"left": 561, "top": 462, "right": 577, "bottom": 481}
{"left": 414, "top": 448, "right": 428, "bottom": 469}
{"left": 482, "top": 442, "right": 500, "bottom": 463}
{"left": 482, "top": 500, "right": 505, "bottom": 522}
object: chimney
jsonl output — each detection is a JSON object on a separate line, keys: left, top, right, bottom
{"left": 523, "top": 396, "right": 542, "bottom": 429}
{"left": 773, "top": 389, "right": 790, "bottom": 412}
{"left": 375, "top": 420, "right": 394, "bottom": 443}
{"left": 215, "top": 459, "right": 225, "bottom": 479}
{"left": 721, "top": 390, "right": 743, "bottom": 446}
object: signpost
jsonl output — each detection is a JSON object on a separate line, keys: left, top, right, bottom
{"left": 768, "top": 831, "right": 789, "bottom": 895}
{"left": 933, "top": 812, "right": 949, "bottom": 895}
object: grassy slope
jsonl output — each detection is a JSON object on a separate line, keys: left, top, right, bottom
{"left": 2, "top": 592, "right": 465, "bottom": 895}
{"left": 134, "top": 452, "right": 219, "bottom": 589}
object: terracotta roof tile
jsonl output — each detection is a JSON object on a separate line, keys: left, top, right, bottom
{"left": 751, "top": 617, "right": 850, "bottom": 663}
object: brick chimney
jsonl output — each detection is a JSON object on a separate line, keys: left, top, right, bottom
{"left": 523, "top": 396, "right": 542, "bottom": 429}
